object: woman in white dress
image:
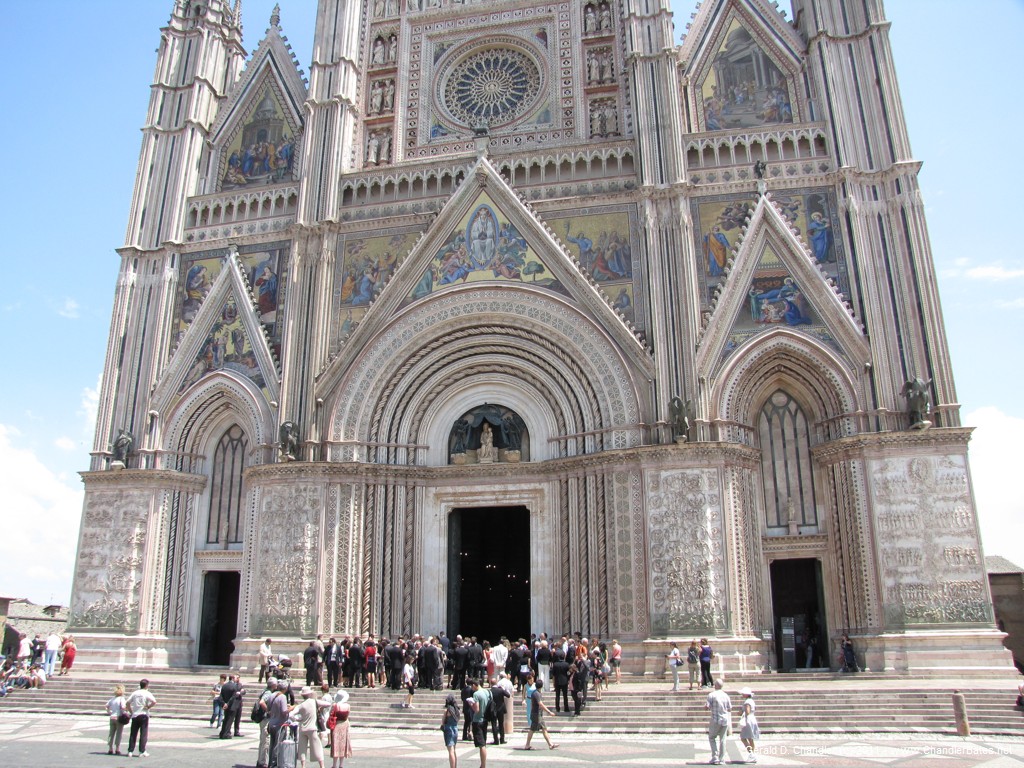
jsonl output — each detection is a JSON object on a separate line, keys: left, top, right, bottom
{"left": 738, "top": 687, "right": 760, "bottom": 763}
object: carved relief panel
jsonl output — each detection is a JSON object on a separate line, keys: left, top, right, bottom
{"left": 249, "top": 483, "right": 324, "bottom": 635}
{"left": 869, "top": 454, "right": 992, "bottom": 627}
{"left": 646, "top": 468, "right": 727, "bottom": 634}
{"left": 70, "top": 489, "right": 153, "bottom": 631}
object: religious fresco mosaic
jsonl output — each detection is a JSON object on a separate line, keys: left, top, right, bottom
{"left": 173, "top": 241, "right": 290, "bottom": 358}
{"left": 699, "top": 19, "right": 792, "bottom": 131}
{"left": 220, "top": 88, "right": 299, "bottom": 189}
{"left": 331, "top": 229, "right": 422, "bottom": 345}
{"left": 694, "top": 190, "right": 844, "bottom": 301}
{"left": 179, "top": 294, "right": 269, "bottom": 396}
{"left": 545, "top": 207, "right": 639, "bottom": 324}
{"left": 693, "top": 190, "right": 847, "bottom": 362}
{"left": 401, "top": 192, "right": 569, "bottom": 307}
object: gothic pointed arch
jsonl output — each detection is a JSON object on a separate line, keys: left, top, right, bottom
{"left": 696, "top": 193, "right": 868, "bottom": 379}
{"left": 208, "top": 13, "right": 308, "bottom": 191}
{"left": 322, "top": 285, "right": 649, "bottom": 464}
{"left": 712, "top": 327, "right": 861, "bottom": 442}
{"left": 152, "top": 249, "right": 281, "bottom": 417}
{"left": 680, "top": 0, "right": 807, "bottom": 133}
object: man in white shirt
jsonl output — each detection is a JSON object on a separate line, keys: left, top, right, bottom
{"left": 705, "top": 679, "right": 732, "bottom": 765}
{"left": 44, "top": 633, "right": 62, "bottom": 676}
{"left": 258, "top": 638, "right": 273, "bottom": 683}
{"left": 126, "top": 679, "right": 157, "bottom": 758}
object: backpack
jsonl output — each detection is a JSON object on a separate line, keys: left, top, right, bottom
{"left": 687, "top": 648, "right": 699, "bottom": 664}
{"left": 250, "top": 696, "right": 266, "bottom": 723}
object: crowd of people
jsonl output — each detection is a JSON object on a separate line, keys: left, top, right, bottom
{"left": 0, "top": 631, "right": 77, "bottom": 697}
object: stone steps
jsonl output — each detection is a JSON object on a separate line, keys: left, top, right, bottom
{"left": 3, "top": 675, "right": 1022, "bottom": 734}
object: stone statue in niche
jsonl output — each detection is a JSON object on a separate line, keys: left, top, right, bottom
{"left": 452, "top": 419, "right": 471, "bottom": 454}
{"left": 590, "top": 102, "right": 602, "bottom": 137}
{"left": 604, "top": 102, "right": 619, "bottom": 135}
{"left": 366, "top": 132, "right": 380, "bottom": 164}
{"left": 599, "top": 1, "right": 612, "bottom": 31}
{"left": 370, "top": 80, "right": 384, "bottom": 114}
{"left": 373, "top": 0, "right": 385, "bottom": 17}
{"left": 379, "top": 131, "right": 392, "bottom": 164}
{"left": 385, "top": 0, "right": 399, "bottom": 15}
{"left": 584, "top": 4, "right": 598, "bottom": 34}
{"left": 478, "top": 422, "right": 496, "bottom": 463}
{"left": 384, "top": 79, "right": 396, "bottom": 111}
{"left": 279, "top": 421, "right": 300, "bottom": 461}
{"left": 500, "top": 414, "right": 523, "bottom": 451}
{"left": 599, "top": 49, "right": 613, "bottom": 82}
{"left": 371, "top": 37, "right": 386, "bottom": 65}
{"left": 901, "top": 377, "right": 933, "bottom": 430}
{"left": 587, "top": 50, "right": 600, "bottom": 84}
{"left": 110, "top": 429, "right": 134, "bottom": 466}
{"left": 387, "top": 34, "right": 398, "bottom": 63}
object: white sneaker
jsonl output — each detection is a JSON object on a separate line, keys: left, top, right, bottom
{"left": 140, "top": 751, "right": 150, "bottom": 757}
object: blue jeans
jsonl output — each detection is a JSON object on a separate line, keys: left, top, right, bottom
{"left": 43, "top": 650, "right": 57, "bottom": 676}
{"left": 210, "top": 699, "right": 223, "bottom": 726}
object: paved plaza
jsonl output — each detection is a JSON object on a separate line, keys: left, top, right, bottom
{"left": 1, "top": 713, "right": 1022, "bottom": 768}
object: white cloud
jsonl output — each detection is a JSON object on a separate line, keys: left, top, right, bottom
{"left": 53, "top": 436, "right": 76, "bottom": 451}
{"left": 995, "top": 298, "right": 1024, "bottom": 310}
{"left": 0, "top": 424, "right": 83, "bottom": 605}
{"left": 57, "top": 298, "right": 80, "bottom": 319}
{"left": 79, "top": 374, "right": 102, "bottom": 445}
{"left": 963, "top": 407, "right": 1024, "bottom": 569}
{"left": 964, "top": 265, "right": 1024, "bottom": 281}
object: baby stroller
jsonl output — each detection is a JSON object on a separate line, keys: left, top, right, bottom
{"left": 268, "top": 653, "right": 293, "bottom": 681}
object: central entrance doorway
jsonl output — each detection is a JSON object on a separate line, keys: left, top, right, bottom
{"left": 447, "top": 506, "right": 530, "bottom": 644}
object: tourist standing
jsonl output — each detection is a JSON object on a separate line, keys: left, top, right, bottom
{"left": 610, "top": 639, "right": 622, "bottom": 684}
{"left": 470, "top": 679, "right": 491, "bottom": 767}
{"left": 704, "top": 679, "right": 731, "bottom": 765}
{"left": 125, "top": 679, "right": 157, "bottom": 758}
{"left": 523, "top": 679, "right": 558, "bottom": 750}
{"left": 256, "top": 678, "right": 279, "bottom": 768}
{"left": 441, "top": 693, "right": 460, "bottom": 768}
{"left": 258, "top": 638, "right": 273, "bottom": 683}
{"left": 293, "top": 686, "right": 326, "bottom": 768}
{"left": 210, "top": 673, "right": 227, "bottom": 729}
{"left": 699, "top": 638, "right": 714, "bottom": 688}
{"left": 59, "top": 635, "right": 77, "bottom": 676}
{"left": 841, "top": 635, "right": 857, "bottom": 672}
{"left": 738, "top": 688, "right": 760, "bottom": 762}
{"left": 488, "top": 676, "right": 508, "bottom": 744}
{"left": 551, "top": 651, "right": 571, "bottom": 713}
{"left": 105, "top": 684, "right": 128, "bottom": 755}
{"left": 43, "top": 633, "right": 61, "bottom": 677}
{"left": 687, "top": 640, "right": 700, "bottom": 690}
{"left": 402, "top": 653, "right": 417, "bottom": 708}
{"left": 266, "top": 680, "right": 291, "bottom": 768}
{"left": 666, "top": 642, "right": 682, "bottom": 692}
{"left": 327, "top": 689, "right": 352, "bottom": 768}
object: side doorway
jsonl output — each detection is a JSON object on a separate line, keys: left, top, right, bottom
{"left": 769, "top": 558, "right": 827, "bottom": 670}
{"left": 197, "top": 570, "right": 240, "bottom": 666}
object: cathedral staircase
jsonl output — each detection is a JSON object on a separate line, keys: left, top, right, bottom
{"left": 2, "top": 674, "right": 1023, "bottom": 735}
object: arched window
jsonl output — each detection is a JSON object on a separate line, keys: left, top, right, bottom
{"left": 206, "top": 424, "right": 248, "bottom": 544}
{"left": 757, "top": 390, "right": 817, "bottom": 529}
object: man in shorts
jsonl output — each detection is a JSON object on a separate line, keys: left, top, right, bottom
{"left": 470, "top": 678, "right": 492, "bottom": 767}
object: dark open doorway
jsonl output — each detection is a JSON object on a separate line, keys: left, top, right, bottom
{"left": 769, "top": 558, "right": 827, "bottom": 671}
{"left": 447, "top": 506, "right": 530, "bottom": 644}
{"left": 197, "top": 571, "right": 240, "bottom": 666}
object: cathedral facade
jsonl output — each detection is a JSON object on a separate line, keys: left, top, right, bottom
{"left": 69, "top": 0, "right": 1010, "bottom": 673}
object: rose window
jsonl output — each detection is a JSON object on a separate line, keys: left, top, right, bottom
{"left": 441, "top": 47, "right": 542, "bottom": 128}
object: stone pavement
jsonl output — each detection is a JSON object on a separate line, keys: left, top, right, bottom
{"left": 1, "top": 713, "right": 1023, "bottom": 768}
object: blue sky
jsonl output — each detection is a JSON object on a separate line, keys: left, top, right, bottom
{"left": 1, "top": 0, "right": 1021, "bottom": 605}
